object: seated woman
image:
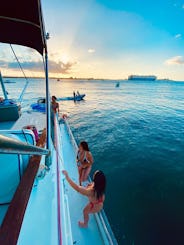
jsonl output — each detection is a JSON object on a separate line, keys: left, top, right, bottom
{"left": 62, "top": 170, "right": 106, "bottom": 228}
{"left": 77, "top": 141, "right": 93, "bottom": 185}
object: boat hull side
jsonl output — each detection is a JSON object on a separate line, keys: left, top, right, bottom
{"left": 0, "top": 104, "right": 21, "bottom": 122}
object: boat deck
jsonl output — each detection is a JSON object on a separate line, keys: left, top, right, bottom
{"left": 0, "top": 112, "right": 46, "bottom": 229}
{"left": 17, "top": 144, "right": 59, "bottom": 245}
{"left": 0, "top": 113, "right": 115, "bottom": 244}
{"left": 12, "top": 111, "right": 46, "bottom": 132}
{"left": 0, "top": 111, "right": 46, "bottom": 132}
{"left": 60, "top": 123, "right": 105, "bottom": 245}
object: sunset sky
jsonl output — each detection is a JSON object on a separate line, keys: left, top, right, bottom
{"left": 1, "top": 0, "right": 184, "bottom": 80}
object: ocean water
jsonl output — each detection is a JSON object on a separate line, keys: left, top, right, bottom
{"left": 2, "top": 78, "right": 184, "bottom": 245}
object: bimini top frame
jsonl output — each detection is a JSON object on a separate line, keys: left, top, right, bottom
{"left": 0, "top": 0, "right": 47, "bottom": 55}
{"left": 0, "top": 1, "right": 51, "bottom": 155}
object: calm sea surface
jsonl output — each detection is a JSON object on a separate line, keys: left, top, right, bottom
{"left": 2, "top": 78, "right": 184, "bottom": 245}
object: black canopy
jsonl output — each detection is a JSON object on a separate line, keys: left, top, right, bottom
{"left": 0, "top": 0, "right": 47, "bottom": 55}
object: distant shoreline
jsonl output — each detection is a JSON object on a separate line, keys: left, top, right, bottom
{"left": 3, "top": 76, "right": 183, "bottom": 82}
{"left": 4, "top": 76, "right": 125, "bottom": 81}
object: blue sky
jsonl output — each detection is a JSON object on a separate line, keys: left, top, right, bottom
{"left": 1, "top": 0, "right": 184, "bottom": 80}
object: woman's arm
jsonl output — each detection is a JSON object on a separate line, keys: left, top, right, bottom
{"left": 82, "top": 152, "right": 93, "bottom": 168}
{"left": 62, "top": 170, "right": 91, "bottom": 196}
{"left": 57, "top": 103, "right": 59, "bottom": 113}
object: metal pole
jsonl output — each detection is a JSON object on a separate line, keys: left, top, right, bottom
{"left": 0, "top": 71, "right": 8, "bottom": 100}
{"left": 0, "top": 134, "right": 50, "bottom": 155}
{"left": 45, "top": 51, "right": 51, "bottom": 166}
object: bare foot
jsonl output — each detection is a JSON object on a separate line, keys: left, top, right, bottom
{"left": 78, "top": 221, "right": 88, "bottom": 228}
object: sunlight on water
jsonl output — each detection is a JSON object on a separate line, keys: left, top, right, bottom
{"left": 1, "top": 78, "right": 184, "bottom": 245}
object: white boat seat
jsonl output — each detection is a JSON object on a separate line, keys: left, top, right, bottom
{"left": 0, "top": 130, "right": 36, "bottom": 205}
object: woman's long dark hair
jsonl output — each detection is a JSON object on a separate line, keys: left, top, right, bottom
{"left": 93, "top": 170, "right": 106, "bottom": 200}
{"left": 80, "top": 141, "right": 89, "bottom": 151}
{"left": 52, "top": 95, "right": 57, "bottom": 100}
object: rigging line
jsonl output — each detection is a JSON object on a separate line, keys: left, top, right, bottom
{"left": 9, "top": 44, "right": 29, "bottom": 102}
{"left": 10, "top": 44, "right": 28, "bottom": 83}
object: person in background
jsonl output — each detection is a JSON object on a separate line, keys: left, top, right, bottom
{"left": 73, "top": 91, "right": 76, "bottom": 100}
{"left": 62, "top": 170, "right": 106, "bottom": 228}
{"left": 77, "top": 141, "right": 93, "bottom": 185}
{"left": 51, "top": 95, "right": 59, "bottom": 113}
{"left": 51, "top": 95, "right": 59, "bottom": 143}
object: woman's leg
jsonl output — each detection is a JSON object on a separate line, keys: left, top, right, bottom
{"left": 81, "top": 166, "right": 92, "bottom": 182}
{"left": 78, "top": 204, "right": 90, "bottom": 227}
{"left": 78, "top": 203, "right": 103, "bottom": 228}
{"left": 78, "top": 166, "right": 82, "bottom": 185}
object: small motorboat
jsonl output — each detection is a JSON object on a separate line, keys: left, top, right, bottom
{"left": 58, "top": 94, "right": 85, "bottom": 101}
{"left": 31, "top": 98, "right": 46, "bottom": 112}
{"left": 4, "top": 80, "right": 16, "bottom": 83}
{"left": 116, "top": 82, "right": 120, "bottom": 87}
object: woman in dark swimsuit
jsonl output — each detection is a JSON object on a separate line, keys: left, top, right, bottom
{"left": 51, "top": 95, "right": 59, "bottom": 142}
{"left": 51, "top": 95, "right": 59, "bottom": 113}
{"left": 77, "top": 141, "right": 93, "bottom": 185}
{"left": 62, "top": 170, "right": 106, "bottom": 227}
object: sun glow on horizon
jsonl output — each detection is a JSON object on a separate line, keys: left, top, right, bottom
{"left": 0, "top": 1, "right": 184, "bottom": 80}
{"left": 60, "top": 53, "right": 71, "bottom": 64}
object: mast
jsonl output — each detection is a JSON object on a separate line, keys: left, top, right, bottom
{"left": 45, "top": 49, "right": 51, "bottom": 166}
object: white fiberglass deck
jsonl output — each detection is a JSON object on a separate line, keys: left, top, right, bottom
{"left": 12, "top": 111, "right": 46, "bottom": 132}
{"left": 0, "top": 111, "right": 46, "bottom": 131}
{"left": 17, "top": 145, "right": 59, "bottom": 245}
{"left": 60, "top": 123, "right": 105, "bottom": 245}
{"left": 0, "top": 112, "right": 115, "bottom": 244}
{"left": 0, "top": 111, "right": 46, "bottom": 230}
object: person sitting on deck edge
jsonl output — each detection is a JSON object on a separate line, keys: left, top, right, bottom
{"left": 77, "top": 141, "right": 93, "bottom": 186}
{"left": 62, "top": 170, "right": 106, "bottom": 228}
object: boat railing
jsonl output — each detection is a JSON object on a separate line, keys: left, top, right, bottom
{"left": 64, "top": 119, "right": 78, "bottom": 153}
{"left": 0, "top": 134, "right": 50, "bottom": 155}
{"left": 54, "top": 114, "right": 73, "bottom": 245}
{"left": 64, "top": 118, "right": 118, "bottom": 245}
{"left": 95, "top": 210, "right": 118, "bottom": 245}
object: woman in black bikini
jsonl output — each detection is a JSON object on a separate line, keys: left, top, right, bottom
{"left": 62, "top": 170, "right": 106, "bottom": 227}
{"left": 51, "top": 95, "right": 59, "bottom": 113}
{"left": 77, "top": 141, "right": 93, "bottom": 185}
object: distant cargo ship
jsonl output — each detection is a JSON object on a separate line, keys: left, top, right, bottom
{"left": 128, "top": 75, "right": 157, "bottom": 81}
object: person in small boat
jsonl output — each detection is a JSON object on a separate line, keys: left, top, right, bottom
{"left": 51, "top": 95, "right": 59, "bottom": 113}
{"left": 77, "top": 141, "right": 93, "bottom": 185}
{"left": 77, "top": 91, "right": 80, "bottom": 96}
{"left": 73, "top": 91, "right": 76, "bottom": 100}
{"left": 38, "top": 98, "right": 46, "bottom": 104}
{"left": 62, "top": 170, "right": 106, "bottom": 228}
